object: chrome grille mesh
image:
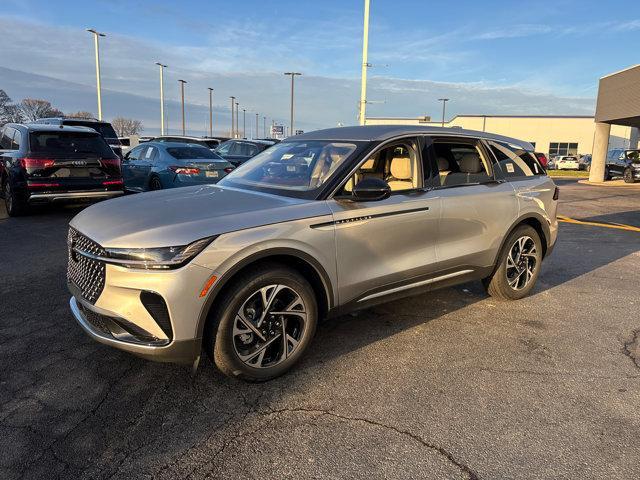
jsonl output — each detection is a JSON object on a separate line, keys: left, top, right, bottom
{"left": 67, "top": 228, "right": 106, "bottom": 304}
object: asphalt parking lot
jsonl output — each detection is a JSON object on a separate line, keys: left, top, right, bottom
{"left": 1, "top": 178, "right": 639, "bottom": 480}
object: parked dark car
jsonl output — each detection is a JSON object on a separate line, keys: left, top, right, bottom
{"left": 149, "top": 136, "right": 224, "bottom": 150}
{"left": 534, "top": 152, "right": 548, "bottom": 168}
{"left": 605, "top": 149, "right": 640, "bottom": 182}
{"left": 122, "top": 142, "right": 235, "bottom": 192}
{"left": 214, "top": 139, "right": 276, "bottom": 166}
{"left": 34, "top": 117, "right": 123, "bottom": 158}
{"left": 579, "top": 154, "right": 592, "bottom": 171}
{"left": 0, "top": 123, "right": 124, "bottom": 216}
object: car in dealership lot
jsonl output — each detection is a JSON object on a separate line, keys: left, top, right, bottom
{"left": 122, "top": 142, "right": 235, "bottom": 192}
{"left": 555, "top": 155, "right": 580, "bottom": 170}
{"left": 67, "top": 125, "right": 558, "bottom": 381}
{"left": 34, "top": 117, "right": 123, "bottom": 158}
{"left": 579, "top": 154, "right": 592, "bottom": 171}
{"left": 604, "top": 149, "right": 640, "bottom": 182}
{"left": 150, "top": 135, "right": 224, "bottom": 150}
{"left": 214, "top": 139, "right": 276, "bottom": 166}
{"left": 0, "top": 123, "right": 123, "bottom": 216}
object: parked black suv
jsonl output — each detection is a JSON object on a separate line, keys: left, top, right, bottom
{"left": 34, "top": 117, "right": 123, "bottom": 158}
{"left": 0, "top": 124, "right": 124, "bottom": 216}
{"left": 214, "top": 139, "right": 276, "bottom": 166}
{"left": 605, "top": 149, "right": 640, "bottom": 183}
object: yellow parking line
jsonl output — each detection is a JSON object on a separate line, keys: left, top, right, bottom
{"left": 558, "top": 215, "right": 640, "bottom": 232}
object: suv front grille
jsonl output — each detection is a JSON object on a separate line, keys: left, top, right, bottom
{"left": 67, "top": 228, "right": 106, "bottom": 304}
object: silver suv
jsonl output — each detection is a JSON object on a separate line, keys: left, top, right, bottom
{"left": 68, "top": 125, "right": 558, "bottom": 381}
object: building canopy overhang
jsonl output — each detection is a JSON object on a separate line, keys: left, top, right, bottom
{"left": 595, "top": 65, "right": 640, "bottom": 128}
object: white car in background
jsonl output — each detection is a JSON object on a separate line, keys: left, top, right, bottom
{"left": 555, "top": 155, "right": 580, "bottom": 170}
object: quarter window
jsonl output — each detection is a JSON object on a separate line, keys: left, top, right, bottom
{"left": 0, "top": 127, "right": 14, "bottom": 149}
{"left": 11, "top": 129, "right": 21, "bottom": 149}
{"left": 487, "top": 141, "right": 544, "bottom": 178}
{"left": 549, "top": 142, "right": 578, "bottom": 156}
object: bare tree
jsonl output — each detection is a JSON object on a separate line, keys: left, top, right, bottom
{"left": 19, "top": 98, "right": 63, "bottom": 122}
{"left": 0, "top": 90, "right": 22, "bottom": 125}
{"left": 111, "top": 116, "right": 144, "bottom": 137}
{"left": 67, "top": 111, "right": 95, "bottom": 119}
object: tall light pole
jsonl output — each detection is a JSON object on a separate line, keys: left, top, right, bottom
{"left": 207, "top": 87, "right": 214, "bottom": 137}
{"left": 229, "top": 96, "right": 235, "bottom": 138}
{"left": 358, "top": 0, "right": 371, "bottom": 125}
{"left": 255, "top": 113, "right": 259, "bottom": 139}
{"left": 284, "top": 72, "right": 302, "bottom": 136}
{"left": 235, "top": 102, "right": 239, "bottom": 138}
{"left": 178, "top": 79, "right": 187, "bottom": 135}
{"left": 86, "top": 29, "right": 106, "bottom": 120}
{"left": 242, "top": 109, "right": 246, "bottom": 139}
{"left": 438, "top": 98, "right": 449, "bottom": 127}
{"left": 263, "top": 116, "right": 267, "bottom": 137}
{"left": 155, "top": 62, "right": 167, "bottom": 135}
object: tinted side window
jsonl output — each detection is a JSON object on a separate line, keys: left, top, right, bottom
{"left": 487, "top": 141, "right": 544, "bottom": 178}
{"left": 126, "top": 145, "right": 145, "bottom": 161}
{"left": 0, "top": 127, "right": 13, "bottom": 149}
{"left": 11, "top": 129, "right": 21, "bottom": 150}
{"left": 216, "top": 142, "right": 232, "bottom": 155}
{"left": 431, "top": 139, "right": 492, "bottom": 187}
{"left": 230, "top": 142, "right": 246, "bottom": 155}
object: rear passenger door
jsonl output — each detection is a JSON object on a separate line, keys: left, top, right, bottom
{"left": 122, "top": 145, "right": 145, "bottom": 191}
{"left": 427, "top": 136, "right": 518, "bottom": 275}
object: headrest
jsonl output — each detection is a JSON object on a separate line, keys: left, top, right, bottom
{"left": 436, "top": 156, "right": 449, "bottom": 171}
{"left": 459, "top": 153, "right": 483, "bottom": 173}
{"left": 390, "top": 156, "right": 412, "bottom": 180}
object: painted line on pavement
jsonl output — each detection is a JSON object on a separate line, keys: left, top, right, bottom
{"left": 558, "top": 215, "right": 640, "bottom": 233}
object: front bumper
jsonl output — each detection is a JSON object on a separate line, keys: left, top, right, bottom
{"left": 68, "top": 260, "right": 215, "bottom": 365}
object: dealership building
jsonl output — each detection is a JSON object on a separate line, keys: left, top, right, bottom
{"left": 364, "top": 114, "right": 637, "bottom": 157}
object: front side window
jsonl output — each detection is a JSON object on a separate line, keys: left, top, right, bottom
{"left": 215, "top": 141, "right": 233, "bottom": 155}
{"left": 219, "top": 140, "right": 358, "bottom": 194}
{"left": 432, "top": 140, "right": 492, "bottom": 187}
{"left": 1, "top": 127, "right": 15, "bottom": 149}
{"left": 487, "top": 141, "right": 544, "bottom": 178}
{"left": 625, "top": 150, "right": 640, "bottom": 163}
{"left": 340, "top": 139, "right": 421, "bottom": 194}
{"left": 11, "top": 129, "right": 21, "bottom": 150}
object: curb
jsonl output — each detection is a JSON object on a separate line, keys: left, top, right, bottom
{"left": 577, "top": 180, "right": 640, "bottom": 188}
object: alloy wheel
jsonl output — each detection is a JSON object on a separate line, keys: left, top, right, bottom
{"left": 624, "top": 169, "right": 634, "bottom": 183}
{"left": 232, "top": 284, "right": 307, "bottom": 369}
{"left": 505, "top": 236, "right": 538, "bottom": 291}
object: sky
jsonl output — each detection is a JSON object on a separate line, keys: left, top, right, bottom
{"left": 0, "top": 0, "right": 638, "bottom": 135}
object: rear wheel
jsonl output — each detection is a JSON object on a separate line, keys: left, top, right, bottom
{"left": 149, "top": 176, "right": 163, "bottom": 191}
{"left": 623, "top": 168, "right": 635, "bottom": 183}
{"left": 2, "top": 179, "right": 28, "bottom": 217}
{"left": 484, "top": 225, "right": 542, "bottom": 300}
{"left": 207, "top": 264, "right": 318, "bottom": 381}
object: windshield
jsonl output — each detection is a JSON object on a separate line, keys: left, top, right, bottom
{"left": 167, "top": 146, "right": 221, "bottom": 160}
{"left": 219, "top": 140, "right": 357, "bottom": 193}
{"left": 29, "top": 132, "right": 115, "bottom": 157}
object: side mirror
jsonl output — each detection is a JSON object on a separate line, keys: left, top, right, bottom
{"left": 352, "top": 177, "right": 391, "bottom": 202}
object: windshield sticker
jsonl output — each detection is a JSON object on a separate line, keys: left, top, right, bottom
{"left": 506, "top": 163, "right": 515, "bottom": 173}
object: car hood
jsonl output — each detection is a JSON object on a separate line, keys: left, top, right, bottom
{"left": 70, "top": 185, "right": 331, "bottom": 248}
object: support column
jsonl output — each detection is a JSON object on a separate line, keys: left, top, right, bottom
{"left": 589, "top": 122, "right": 611, "bottom": 182}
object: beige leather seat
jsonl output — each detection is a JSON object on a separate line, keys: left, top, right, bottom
{"left": 437, "top": 156, "right": 451, "bottom": 184}
{"left": 386, "top": 156, "right": 414, "bottom": 191}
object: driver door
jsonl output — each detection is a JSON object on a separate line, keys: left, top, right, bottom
{"left": 326, "top": 137, "right": 441, "bottom": 306}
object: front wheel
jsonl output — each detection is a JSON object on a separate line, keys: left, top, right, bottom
{"left": 484, "top": 225, "right": 542, "bottom": 300}
{"left": 207, "top": 264, "right": 318, "bottom": 381}
{"left": 623, "top": 168, "right": 635, "bottom": 184}
{"left": 149, "top": 176, "right": 163, "bottom": 191}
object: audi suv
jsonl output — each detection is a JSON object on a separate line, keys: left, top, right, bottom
{"left": 67, "top": 125, "right": 558, "bottom": 381}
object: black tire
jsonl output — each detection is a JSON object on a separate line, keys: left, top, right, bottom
{"left": 149, "top": 176, "right": 163, "bottom": 191}
{"left": 484, "top": 225, "right": 543, "bottom": 301}
{"left": 623, "top": 168, "right": 635, "bottom": 184}
{"left": 2, "top": 178, "right": 28, "bottom": 217}
{"left": 206, "top": 263, "right": 318, "bottom": 381}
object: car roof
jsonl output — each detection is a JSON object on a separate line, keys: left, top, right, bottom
{"left": 142, "top": 141, "right": 212, "bottom": 149}
{"left": 151, "top": 135, "right": 213, "bottom": 141}
{"left": 224, "top": 139, "right": 275, "bottom": 145}
{"left": 287, "top": 125, "right": 534, "bottom": 150}
{"left": 7, "top": 123, "right": 101, "bottom": 133}
{"left": 36, "top": 117, "right": 107, "bottom": 124}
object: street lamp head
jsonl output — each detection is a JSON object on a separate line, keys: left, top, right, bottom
{"left": 208, "top": 87, "right": 214, "bottom": 92}
{"left": 155, "top": 62, "right": 167, "bottom": 68}
{"left": 86, "top": 28, "right": 105, "bottom": 37}
{"left": 284, "top": 72, "right": 302, "bottom": 76}
{"left": 438, "top": 98, "right": 450, "bottom": 102}
{"left": 178, "top": 79, "right": 187, "bottom": 84}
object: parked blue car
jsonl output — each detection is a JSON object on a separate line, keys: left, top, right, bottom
{"left": 122, "top": 142, "right": 235, "bottom": 192}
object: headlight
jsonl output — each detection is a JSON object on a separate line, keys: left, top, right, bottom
{"left": 103, "top": 236, "right": 216, "bottom": 270}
